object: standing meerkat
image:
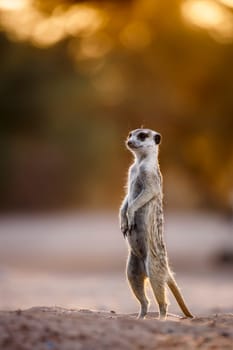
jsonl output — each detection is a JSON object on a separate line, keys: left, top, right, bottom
{"left": 119, "top": 128, "right": 193, "bottom": 320}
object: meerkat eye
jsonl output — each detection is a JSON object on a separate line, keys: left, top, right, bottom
{"left": 137, "top": 132, "right": 148, "bottom": 141}
{"left": 128, "top": 132, "right": 132, "bottom": 138}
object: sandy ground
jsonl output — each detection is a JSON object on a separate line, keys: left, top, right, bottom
{"left": 0, "top": 213, "right": 232, "bottom": 349}
{"left": 0, "top": 307, "right": 232, "bottom": 350}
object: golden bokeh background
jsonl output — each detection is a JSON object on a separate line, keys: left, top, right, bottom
{"left": 0, "top": 0, "right": 232, "bottom": 212}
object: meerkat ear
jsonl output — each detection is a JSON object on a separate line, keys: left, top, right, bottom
{"left": 154, "top": 133, "right": 162, "bottom": 145}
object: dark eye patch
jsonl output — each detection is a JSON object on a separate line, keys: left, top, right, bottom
{"left": 137, "top": 132, "right": 149, "bottom": 141}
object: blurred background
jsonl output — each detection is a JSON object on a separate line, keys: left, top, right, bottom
{"left": 0, "top": 0, "right": 232, "bottom": 315}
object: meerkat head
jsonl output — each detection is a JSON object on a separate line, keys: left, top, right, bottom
{"left": 126, "top": 128, "right": 161, "bottom": 157}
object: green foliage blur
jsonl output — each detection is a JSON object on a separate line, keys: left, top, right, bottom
{"left": 0, "top": 0, "right": 232, "bottom": 212}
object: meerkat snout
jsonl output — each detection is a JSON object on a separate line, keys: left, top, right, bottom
{"left": 127, "top": 140, "right": 134, "bottom": 148}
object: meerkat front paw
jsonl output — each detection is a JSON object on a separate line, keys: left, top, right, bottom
{"left": 120, "top": 217, "right": 129, "bottom": 237}
{"left": 127, "top": 209, "right": 137, "bottom": 234}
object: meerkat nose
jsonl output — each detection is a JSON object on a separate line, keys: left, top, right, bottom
{"left": 127, "top": 140, "right": 134, "bottom": 147}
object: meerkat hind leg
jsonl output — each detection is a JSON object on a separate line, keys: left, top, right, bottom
{"left": 150, "top": 283, "right": 168, "bottom": 320}
{"left": 127, "top": 252, "right": 149, "bottom": 319}
{"left": 148, "top": 264, "right": 168, "bottom": 320}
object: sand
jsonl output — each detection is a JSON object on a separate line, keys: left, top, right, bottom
{"left": 0, "top": 307, "right": 232, "bottom": 350}
{"left": 0, "top": 213, "right": 232, "bottom": 349}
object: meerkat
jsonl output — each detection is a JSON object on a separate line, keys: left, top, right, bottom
{"left": 119, "top": 128, "right": 193, "bottom": 320}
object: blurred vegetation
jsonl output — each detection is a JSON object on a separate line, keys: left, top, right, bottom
{"left": 0, "top": 0, "right": 232, "bottom": 212}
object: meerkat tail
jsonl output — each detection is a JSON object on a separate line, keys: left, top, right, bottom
{"left": 167, "top": 274, "right": 194, "bottom": 318}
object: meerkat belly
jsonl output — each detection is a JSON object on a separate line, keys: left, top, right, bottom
{"left": 128, "top": 198, "right": 166, "bottom": 261}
